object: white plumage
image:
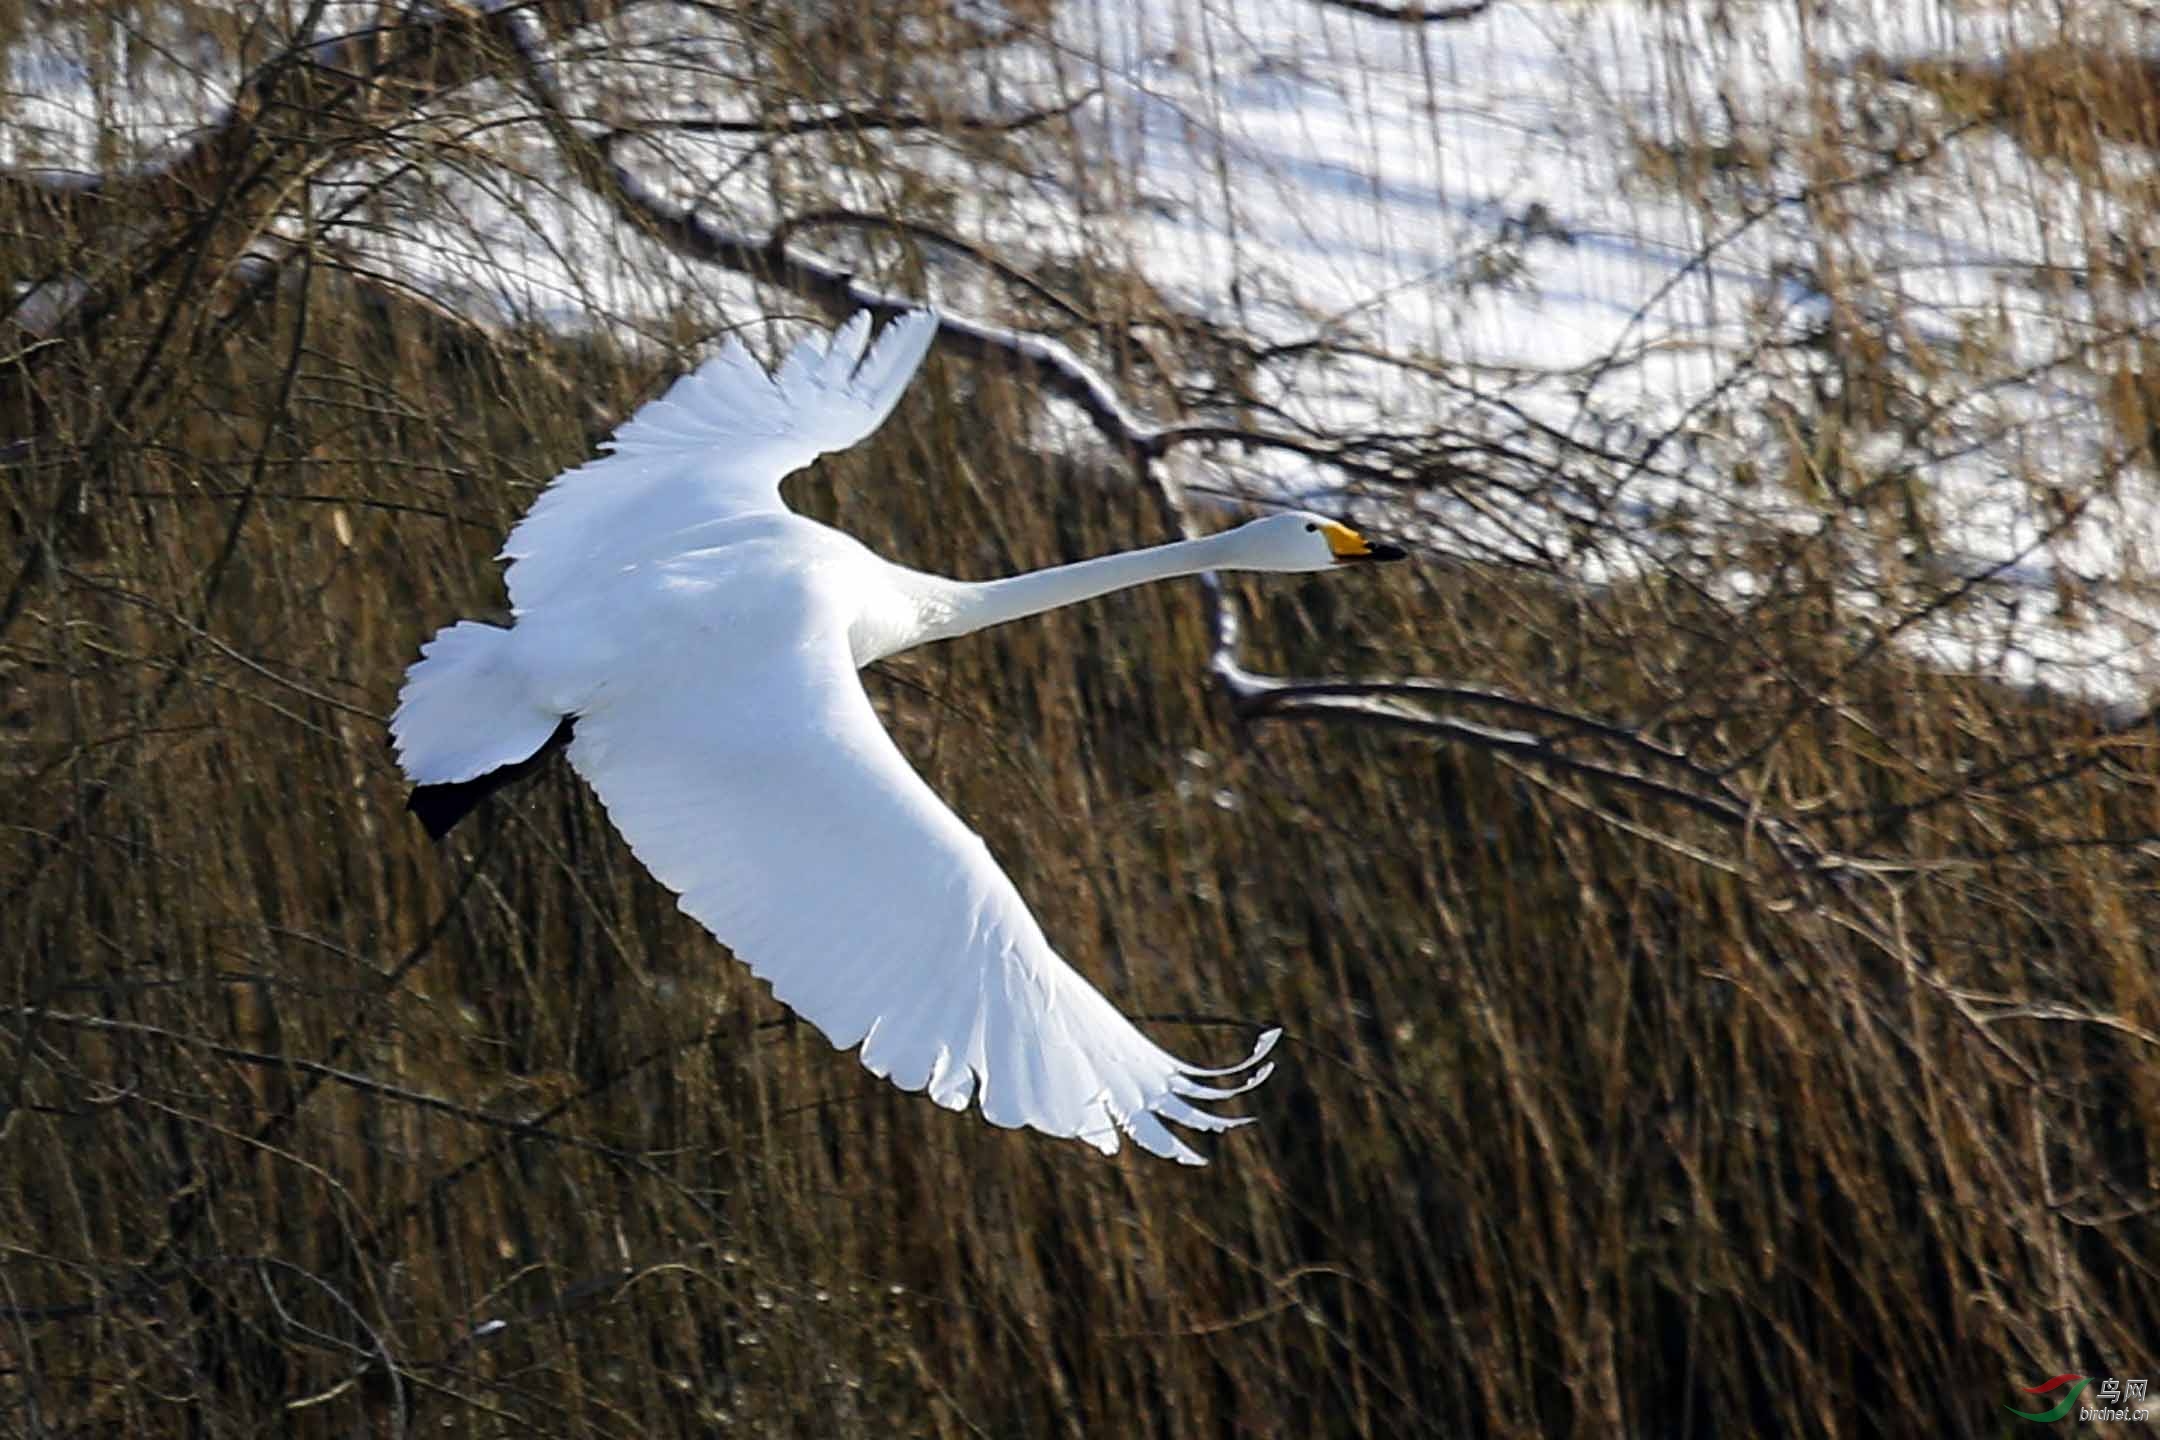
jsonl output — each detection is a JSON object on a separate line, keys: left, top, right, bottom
{"left": 392, "top": 309, "right": 1402, "bottom": 1163}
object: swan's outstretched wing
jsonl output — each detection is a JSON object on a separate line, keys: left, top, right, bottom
{"left": 566, "top": 628, "right": 1278, "bottom": 1165}
{"left": 502, "top": 309, "right": 940, "bottom": 614}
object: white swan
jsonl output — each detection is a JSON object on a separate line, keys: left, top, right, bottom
{"left": 391, "top": 309, "right": 1403, "bottom": 1164}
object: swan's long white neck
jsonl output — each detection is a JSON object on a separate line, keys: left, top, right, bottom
{"left": 912, "top": 531, "right": 1237, "bottom": 647}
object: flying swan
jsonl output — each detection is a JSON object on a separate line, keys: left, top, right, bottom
{"left": 391, "top": 309, "right": 1403, "bottom": 1164}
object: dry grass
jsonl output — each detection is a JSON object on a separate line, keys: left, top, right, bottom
{"left": 3, "top": 5, "right": 2159, "bottom": 1438}
{"left": 1868, "top": 47, "right": 2160, "bottom": 175}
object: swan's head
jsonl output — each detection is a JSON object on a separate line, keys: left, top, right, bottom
{"left": 1226, "top": 512, "right": 1407, "bottom": 573}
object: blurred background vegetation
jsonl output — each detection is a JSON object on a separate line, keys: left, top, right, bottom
{"left": 4, "top": 1, "right": 2158, "bottom": 1435}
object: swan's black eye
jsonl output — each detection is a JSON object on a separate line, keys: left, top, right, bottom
{"left": 1305, "top": 522, "right": 1318, "bottom": 532}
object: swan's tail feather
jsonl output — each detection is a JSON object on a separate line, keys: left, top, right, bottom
{"left": 391, "top": 620, "right": 563, "bottom": 805}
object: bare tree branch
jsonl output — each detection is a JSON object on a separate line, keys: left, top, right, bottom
{"left": 602, "top": 88, "right": 1101, "bottom": 142}
{"left": 1310, "top": 0, "right": 1494, "bottom": 21}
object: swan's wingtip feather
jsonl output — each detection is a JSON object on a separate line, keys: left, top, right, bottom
{"left": 1171, "top": 1025, "right": 1283, "bottom": 1079}
{"left": 1169, "top": 1057, "right": 1274, "bottom": 1101}
{"left": 1121, "top": 1108, "right": 1207, "bottom": 1165}
{"left": 850, "top": 308, "right": 941, "bottom": 396}
{"left": 823, "top": 310, "right": 874, "bottom": 379}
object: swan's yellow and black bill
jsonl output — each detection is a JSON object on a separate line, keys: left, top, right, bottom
{"left": 1320, "top": 520, "right": 1407, "bottom": 564}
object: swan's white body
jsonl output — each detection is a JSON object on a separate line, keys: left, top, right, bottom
{"left": 393, "top": 310, "right": 1395, "bottom": 1164}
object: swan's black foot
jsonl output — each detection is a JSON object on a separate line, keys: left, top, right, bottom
{"left": 406, "top": 716, "right": 575, "bottom": 839}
